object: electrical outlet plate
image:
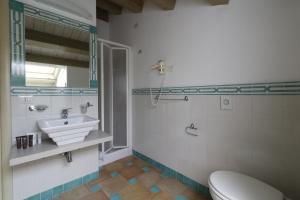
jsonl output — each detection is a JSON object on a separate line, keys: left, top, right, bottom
{"left": 220, "top": 96, "right": 233, "bottom": 110}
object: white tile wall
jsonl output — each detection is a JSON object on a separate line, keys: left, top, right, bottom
{"left": 11, "top": 95, "right": 99, "bottom": 200}
{"left": 11, "top": 95, "right": 98, "bottom": 144}
{"left": 133, "top": 95, "right": 300, "bottom": 199}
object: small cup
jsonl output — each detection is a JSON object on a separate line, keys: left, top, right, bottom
{"left": 16, "top": 136, "right": 22, "bottom": 149}
{"left": 22, "top": 136, "right": 28, "bottom": 149}
{"left": 28, "top": 135, "right": 33, "bottom": 147}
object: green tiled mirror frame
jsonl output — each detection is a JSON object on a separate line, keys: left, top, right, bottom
{"left": 10, "top": 0, "right": 98, "bottom": 96}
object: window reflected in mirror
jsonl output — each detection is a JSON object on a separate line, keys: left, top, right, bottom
{"left": 25, "top": 62, "right": 67, "bottom": 87}
{"left": 25, "top": 15, "right": 90, "bottom": 88}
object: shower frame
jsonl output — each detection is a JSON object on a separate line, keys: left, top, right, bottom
{"left": 98, "top": 38, "right": 132, "bottom": 152}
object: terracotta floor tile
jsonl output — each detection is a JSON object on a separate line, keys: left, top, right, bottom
{"left": 59, "top": 185, "right": 90, "bottom": 200}
{"left": 183, "top": 188, "right": 210, "bottom": 200}
{"left": 86, "top": 178, "right": 100, "bottom": 188}
{"left": 101, "top": 176, "right": 129, "bottom": 197}
{"left": 103, "top": 161, "right": 124, "bottom": 172}
{"left": 133, "top": 157, "right": 150, "bottom": 168}
{"left": 57, "top": 156, "right": 209, "bottom": 200}
{"left": 120, "top": 165, "right": 144, "bottom": 180}
{"left": 150, "top": 191, "right": 173, "bottom": 200}
{"left": 118, "top": 155, "right": 135, "bottom": 164}
{"left": 98, "top": 169, "right": 112, "bottom": 183}
{"left": 79, "top": 191, "right": 108, "bottom": 200}
{"left": 120, "top": 184, "right": 151, "bottom": 200}
{"left": 137, "top": 171, "right": 162, "bottom": 189}
{"left": 157, "top": 178, "right": 187, "bottom": 196}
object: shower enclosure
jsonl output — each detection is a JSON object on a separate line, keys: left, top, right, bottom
{"left": 98, "top": 39, "right": 131, "bottom": 162}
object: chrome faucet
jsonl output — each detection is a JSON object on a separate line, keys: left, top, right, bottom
{"left": 61, "top": 108, "right": 72, "bottom": 119}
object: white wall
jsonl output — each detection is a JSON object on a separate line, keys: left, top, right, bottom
{"left": 11, "top": 95, "right": 98, "bottom": 141}
{"left": 133, "top": 95, "right": 300, "bottom": 199}
{"left": 110, "top": 0, "right": 300, "bottom": 199}
{"left": 11, "top": 94, "right": 98, "bottom": 199}
{"left": 97, "top": 19, "right": 110, "bottom": 40}
{"left": 110, "top": 0, "right": 300, "bottom": 88}
{"left": 13, "top": 146, "right": 98, "bottom": 200}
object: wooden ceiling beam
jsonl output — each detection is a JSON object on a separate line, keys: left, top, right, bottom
{"left": 26, "top": 53, "right": 89, "bottom": 68}
{"left": 207, "top": 0, "right": 229, "bottom": 6}
{"left": 152, "top": 0, "right": 176, "bottom": 10}
{"left": 96, "top": 0, "right": 122, "bottom": 15}
{"left": 109, "top": 0, "right": 144, "bottom": 13}
{"left": 25, "top": 29, "right": 89, "bottom": 51}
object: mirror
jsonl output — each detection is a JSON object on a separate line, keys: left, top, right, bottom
{"left": 25, "top": 15, "right": 90, "bottom": 88}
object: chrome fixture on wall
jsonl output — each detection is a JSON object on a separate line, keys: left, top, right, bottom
{"left": 154, "top": 95, "right": 189, "bottom": 102}
{"left": 185, "top": 123, "right": 198, "bottom": 136}
{"left": 80, "top": 102, "right": 93, "bottom": 114}
{"left": 28, "top": 105, "right": 48, "bottom": 112}
{"left": 150, "top": 60, "right": 174, "bottom": 106}
{"left": 64, "top": 152, "right": 72, "bottom": 163}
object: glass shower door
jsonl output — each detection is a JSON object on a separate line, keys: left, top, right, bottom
{"left": 99, "top": 40, "right": 129, "bottom": 151}
{"left": 112, "top": 47, "right": 128, "bottom": 148}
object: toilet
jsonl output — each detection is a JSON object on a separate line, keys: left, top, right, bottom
{"left": 208, "top": 171, "right": 284, "bottom": 200}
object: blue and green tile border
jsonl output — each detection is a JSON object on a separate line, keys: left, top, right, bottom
{"left": 10, "top": 0, "right": 98, "bottom": 88}
{"left": 11, "top": 87, "right": 98, "bottom": 96}
{"left": 133, "top": 150, "right": 211, "bottom": 198}
{"left": 133, "top": 81, "right": 300, "bottom": 96}
{"left": 25, "top": 170, "right": 99, "bottom": 200}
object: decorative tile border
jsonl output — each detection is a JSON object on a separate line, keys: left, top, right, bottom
{"left": 132, "top": 150, "right": 211, "bottom": 198}
{"left": 133, "top": 81, "right": 300, "bottom": 96}
{"left": 25, "top": 170, "right": 99, "bottom": 200}
{"left": 23, "top": 4, "right": 90, "bottom": 32}
{"left": 89, "top": 31, "right": 98, "bottom": 88}
{"left": 11, "top": 87, "right": 98, "bottom": 96}
{"left": 10, "top": 0, "right": 25, "bottom": 86}
{"left": 10, "top": 1, "right": 98, "bottom": 88}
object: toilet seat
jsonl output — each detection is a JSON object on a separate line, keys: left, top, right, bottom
{"left": 209, "top": 171, "right": 283, "bottom": 200}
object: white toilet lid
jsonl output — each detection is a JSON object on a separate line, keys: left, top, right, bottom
{"left": 209, "top": 171, "right": 283, "bottom": 200}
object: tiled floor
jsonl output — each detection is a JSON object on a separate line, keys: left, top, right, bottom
{"left": 56, "top": 156, "right": 209, "bottom": 200}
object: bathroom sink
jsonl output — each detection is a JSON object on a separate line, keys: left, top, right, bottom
{"left": 38, "top": 115, "right": 100, "bottom": 146}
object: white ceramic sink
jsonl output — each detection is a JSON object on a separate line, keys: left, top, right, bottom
{"left": 38, "top": 115, "right": 100, "bottom": 146}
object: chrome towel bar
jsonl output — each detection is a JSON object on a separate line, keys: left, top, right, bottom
{"left": 154, "top": 95, "right": 189, "bottom": 102}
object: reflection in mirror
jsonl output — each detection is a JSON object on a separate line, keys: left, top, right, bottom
{"left": 25, "top": 15, "right": 90, "bottom": 88}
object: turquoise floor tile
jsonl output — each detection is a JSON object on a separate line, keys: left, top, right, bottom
{"left": 175, "top": 195, "right": 187, "bottom": 200}
{"left": 142, "top": 167, "right": 150, "bottom": 173}
{"left": 89, "top": 183, "right": 102, "bottom": 193}
{"left": 111, "top": 171, "right": 120, "bottom": 177}
{"left": 150, "top": 185, "right": 160, "bottom": 193}
{"left": 128, "top": 178, "right": 138, "bottom": 185}
{"left": 110, "top": 193, "right": 121, "bottom": 200}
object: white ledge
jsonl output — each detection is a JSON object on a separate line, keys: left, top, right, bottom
{"left": 10, "top": 130, "right": 112, "bottom": 167}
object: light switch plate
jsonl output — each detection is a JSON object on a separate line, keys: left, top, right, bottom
{"left": 220, "top": 96, "right": 233, "bottom": 110}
